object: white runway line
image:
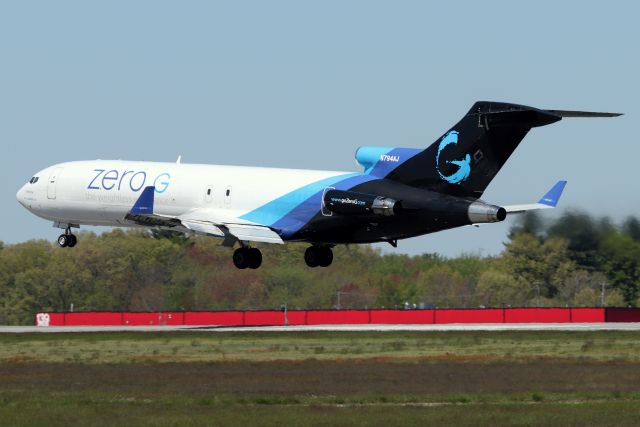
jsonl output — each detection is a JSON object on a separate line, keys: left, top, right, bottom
{"left": 3, "top": 323, "right": 640, "bottom": 333}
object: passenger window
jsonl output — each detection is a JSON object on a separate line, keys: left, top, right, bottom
{"left": 226, "top": 189, "right": 230, "bottom": 197}
{"left": 207, "top": 189, "right": 211, "bottom": 196}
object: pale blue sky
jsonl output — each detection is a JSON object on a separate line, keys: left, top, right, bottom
{"left": 1, "top": 1, "right": 637, "bottom": 257}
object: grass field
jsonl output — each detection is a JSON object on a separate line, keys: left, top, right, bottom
{"left": 1, "top": 331, "right": 639, "bottom": 426}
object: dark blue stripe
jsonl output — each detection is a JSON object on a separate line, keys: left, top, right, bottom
{"left": 366, "top": 147, "right": 422, "bottom": 177}
{"left": 272, "top": 174, "right": 377, "bottom": 239}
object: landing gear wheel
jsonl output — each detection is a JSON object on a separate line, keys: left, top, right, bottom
{"left": 318, "top": 247, "right": 333, "bottom": 267}
{"left": 247, "top": 248, "right": 262, "bottom": 269}
{"left": 305, "top": 246, "right": 334, "bottom": 268}
{"left": 304, "top": 246, "right": 320, "bottom": 267}
{"left": 57, "top": 234, "right": 69, "bottom": 248}
{"left": 57, "top": 227, "right": 78, "bottom": 249}
{"left": 233, "top": 248, "right": 250, "bottom": 269}
{"left": 232, "top": 247, "right": 263, "bottom": 269}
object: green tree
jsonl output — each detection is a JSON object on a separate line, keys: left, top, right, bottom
{"left": 622, "top": 216, "right": 640, "bottom": 242}
{"left": 150, "top": 228, "right": 192, "bottom": 246}
{"left": 546, "top": 211, "right": 604, "bottom": 268}
{"left": 499, "top": 234, "right": 576, "bottom": 303}
{"left": 474, "top": 269, "right": 524, "bottom": 307}
{"left": 414, "top": 265, "right": 469, "bottom": 308}
{"left": 509, "top": 211, "right": 544, "bottom": 239}
{"left": 557, "top": 271, "right": 610, "bottom": 307}
{"left": 598, "top": 232, "right": 640, "bottom": 305}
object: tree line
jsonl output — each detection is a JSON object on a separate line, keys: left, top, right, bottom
{"left": 1, "top": 210, "right": 639, "bottom": 325}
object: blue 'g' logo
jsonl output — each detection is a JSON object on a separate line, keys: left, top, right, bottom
{"left": 436, "top": 130, "right": 471, "bottom": 185}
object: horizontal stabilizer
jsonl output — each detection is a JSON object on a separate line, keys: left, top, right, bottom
{"left": 504, "top": 180, "right": 567, "bottom": 214}
{"left": 545, "top": 110, "right": 623, "bottom": 118}
{"left": 538, "top": 180, "right": 567, "bottom": 207}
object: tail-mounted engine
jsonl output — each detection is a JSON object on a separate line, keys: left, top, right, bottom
{"left": 323, "top": 189, "right": 402, "bottom": 217}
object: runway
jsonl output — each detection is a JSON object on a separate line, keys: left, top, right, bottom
{"left": 3, "top": 323, "right": 640, "bottom": 333}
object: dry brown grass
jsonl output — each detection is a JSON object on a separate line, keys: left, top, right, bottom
{"left": 1, "top": 359, "right": 639, "bottom": 396}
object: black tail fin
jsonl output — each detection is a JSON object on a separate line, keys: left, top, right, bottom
{"left": 385, "top": 101, "right": 618, "bottom": 198}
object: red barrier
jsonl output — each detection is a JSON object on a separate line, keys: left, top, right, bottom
{"left": 605, "top": 308, "right": 640, "bottom": 322}
{"left": 370, "top": 310, "right": 435, "bottom": 324}
{"left": 35, "top": 307, "right": 632, "bottom": 327}
{"left": 570, "top": 308, "right": 605, "bottom": 323}
{"left": 435, "top": 309, "right": 504, "bottom": 324}
{"left": 123, "top": 312, "right": 161, "bottom": 326}
{"left": 307, "top": 310, "right": 370, "bottom": 325}
{"left": 244, "top": 311, "right": 287, "bottom": 326}
{"left": 159, "top": 312, "right": 185, "bottom": 326}
{"left": 183, "top": 311, "right": 244, "bottom": 326}
{"left": 285, "top": 311, "right": 307, "bottom": 326}
{"left": 505, "top": 308, "right": 571, "bottom": 323}
{"left": 64, "top": 312, "right": 123, "bottom": 326}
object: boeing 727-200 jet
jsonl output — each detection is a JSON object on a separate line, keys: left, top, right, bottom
{"left": 16, "top": 101, "right": 620, "bottom": 269}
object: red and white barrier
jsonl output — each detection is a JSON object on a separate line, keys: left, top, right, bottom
{"left": 34, "top": 307, "right": 637, "bottom": 327}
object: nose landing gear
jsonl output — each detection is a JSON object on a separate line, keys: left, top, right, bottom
{"left": 57, "top": 228, "right": 77, "bottom": 248}
{"left": 304, "top": 246, "right": 333, "bottom": 268}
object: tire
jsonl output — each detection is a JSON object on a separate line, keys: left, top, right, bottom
{"left": 233, "top": 248, "right": 249, "bottom": 269}
{"left": 67, "top": 234, "right": 77, "bottom": 248}
{"left": 318, "top": 247, "right": 333, "bottom": 267}
{"left": 248, "top": 248, "right": 262, "bottom": 269}
{"left": 304, "top": 247, "right": 320, "bottom": 268}
{"left": 57, "top": 234, "right": 69, "bottom": 248}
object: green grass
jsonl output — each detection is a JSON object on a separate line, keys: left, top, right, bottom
{"left": 1, "top": 330, "right": 640, "bottom": 363}
{"left": 2, "top": 331, "right": 640, "bottom": 425}
{"left": 1, "top": 391, "right": 640, "bottom": 427}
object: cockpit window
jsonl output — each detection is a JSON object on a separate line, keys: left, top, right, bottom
{"left": 29, "top": 177, "right": 39, "bottom": 184}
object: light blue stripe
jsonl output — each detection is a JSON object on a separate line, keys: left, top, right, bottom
{"left": 240, "top": 172, "right": 361, "bottom": 226}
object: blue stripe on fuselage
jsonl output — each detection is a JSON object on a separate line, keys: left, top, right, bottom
{"left": 240, "top": 173, "right": 376, "bottom": 237}
{"left": 239, "top": 147, "right": 422, "bottom": 241}
{"left": 270, "top": 174, "right": 378, "bottom": 239}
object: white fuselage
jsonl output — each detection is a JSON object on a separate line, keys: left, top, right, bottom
{"left": 16, "top": 160, "right": 353, "bottom": 233}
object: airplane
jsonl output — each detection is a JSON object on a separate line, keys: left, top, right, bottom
{"left": 16, "top": 101, "right": 620, "bottom": 269}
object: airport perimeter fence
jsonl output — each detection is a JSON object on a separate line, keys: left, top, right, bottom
{"left": 34, "top": 307, "right": 640, "bottom": 327}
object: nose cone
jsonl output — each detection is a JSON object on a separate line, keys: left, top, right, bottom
{"left": 16, "top": 185, "right": 27, "bottom": 208}
{"left": 16, "top": 185, "right": 25, "bottom": 206}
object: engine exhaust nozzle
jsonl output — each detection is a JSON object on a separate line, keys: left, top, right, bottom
{"left": 467, "top": 202, "right": 506, "bottom": 224}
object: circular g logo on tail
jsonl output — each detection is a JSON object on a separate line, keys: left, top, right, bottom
{"left": 436, "top": 130, "right": 471, "bottom": 185}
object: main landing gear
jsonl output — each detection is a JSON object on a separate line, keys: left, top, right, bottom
{"left": 57, "top": 228, "right": 77, "bottom": 248}
{"left": 304, "top": 246, "right": 333, "bottom": 268}
{"left": 231, "top": 245, "right": 334, "bottom": 269}
{"left": 233, "top": 247, "right": 262, "bottom": 269}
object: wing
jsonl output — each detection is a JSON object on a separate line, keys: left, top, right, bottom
{"left": 503, "top": 180, "right": 567, "bottom": 214}
{"left": 124, "top": 186, "right": 284, "bottom": 245}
